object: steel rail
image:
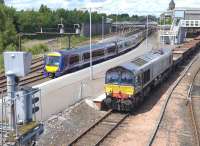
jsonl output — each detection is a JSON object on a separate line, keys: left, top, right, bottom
{"left": 146, "top": 54, "right": 199, "bottom": 146}
{"left": 188, "top": 65, "right": 200, "bottom": 146}
{"left": 68, "top": 109, "right": 113, "bottom": 146}
{"left": 94, "top": 113, "right": 129, "bottom": 146}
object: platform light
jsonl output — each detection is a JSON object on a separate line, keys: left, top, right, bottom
{"left": 80, "top": 7, "right": 102, "bottom": 80}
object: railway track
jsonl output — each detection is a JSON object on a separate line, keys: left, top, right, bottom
{"left": 0, "top": 56, "right": 45, "bottom": 93}
{"left": 147, "top": 53, "right": 200, "bottom": 146}
{"left": 68, "top": 110, "right": 129, "bottom": 146}
{"left": 188, "top": 63, "right": 200, "bottom": 146}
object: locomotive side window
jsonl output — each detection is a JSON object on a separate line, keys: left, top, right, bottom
{"left": 143, "top": 69, "right": 150, "bottom": 84}
{"left": 107, "top": 46, "right": 116, "bottom": 53}
{"left": 92, "top": 49, "right": 104, "bottom": 58}
{"left": 69, "top": 55, "right": 79, "bottom": 65}
{"left": 83, "top": 52, "right": 90, "bottom": 61}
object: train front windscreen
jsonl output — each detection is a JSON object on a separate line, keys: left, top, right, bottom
{"left": 106, "top": 71, "right": 134, "bottom": 85}
{"left": 46, "top": 56, "right": 61, "bottom": 66}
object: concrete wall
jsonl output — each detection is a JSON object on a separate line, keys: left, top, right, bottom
{"left": 81, "top": 23, "right": 111, "bottom": 37}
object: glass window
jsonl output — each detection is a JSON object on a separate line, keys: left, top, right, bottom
{"left": 186, "top": 21, "right": 189, "bottom": 26}
{"left": 107, "top": 46, "right": 116, "bottom": 53}
{"left": 69, "top": 55, "right": 79, "bottom": 65}
{"left": 121, "top": 72, "right": 133, "bottom": 84}
{"left": 195, "top": 21, "right": 198, "bottom": 27}
{"left": 46, "top": 56, "right": 60, "bottom": 66}
{"left": 92, "top": 49, "right": 104, "bottom": 58}
{"left": 83, "top": 52, "right": 90, "bottom": 61}
{"left": 106, "top": 71, "right": 120, "bottom": 84}
{"left": 191, "top": 21, "right": 194, "bottom": 26}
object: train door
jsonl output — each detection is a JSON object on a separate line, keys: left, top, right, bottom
{"left": 63, "top": 55, "right": 68, "bottom": 71}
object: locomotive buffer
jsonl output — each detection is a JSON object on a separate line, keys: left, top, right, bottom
{"left": 1, "top": 52, "right": 43, "bottom": 146}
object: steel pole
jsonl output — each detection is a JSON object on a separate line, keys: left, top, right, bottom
{"left": 7, "top": 75, "right": 16, "bottom": 131}
{"left": 146, "top": 15, "right": 149, "bottom": 50}
{"left": 116, "top": 15, "right": 117, "bottom": 33}
{"left": 102, "top": 16, "right": 104, "bottom": 40}
{"left": 89, "top": 8, "right": 93, "bottom": 80}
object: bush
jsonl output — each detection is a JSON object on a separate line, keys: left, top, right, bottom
{"left": 5, "top": 44, "right": 17, "bottom": 51}
{"left": 25, "top": 44, "right": 48, "bottom": 55}
{"left": 0, "top": 54, "right": 3, "bottom": 71}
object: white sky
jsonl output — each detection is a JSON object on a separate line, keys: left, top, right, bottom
{"left": 5, "top": 0, "right": 200, "bottom": 16}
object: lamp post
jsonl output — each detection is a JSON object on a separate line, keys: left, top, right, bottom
{"left": 102, "top": 16, "right": 104, "bottom": 40}
{"left": 81, "top": 7, "right": 102, "bottom": 80}
{"left": 89, "top": 7, "right": 93, "bottom": 80}
{"left": 146, "top": 15, "right": 149, "bottom": 50}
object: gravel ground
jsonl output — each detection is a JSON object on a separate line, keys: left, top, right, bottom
{"left": 151, "top": 55, "right": 200, "bottom": 146}
{"left": 37, "top": 99, "right": 107, "bottom": 146}
{"left": 100, "top": 53, "right": 200, "bottom": 146}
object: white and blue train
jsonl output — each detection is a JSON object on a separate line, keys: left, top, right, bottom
{"left": 43, "top": 29, "right": 154, "bottom": 78}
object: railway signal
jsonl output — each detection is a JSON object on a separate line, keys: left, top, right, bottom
{"left": 2, "top": 52, "right": 44, "bottom": 146}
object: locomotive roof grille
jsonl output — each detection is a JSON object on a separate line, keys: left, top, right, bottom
{"left": 131, "top": 49, "right": 165, "bottom": 67}
{"left": 131, "top": 58, "right": 148, "bottom": 66}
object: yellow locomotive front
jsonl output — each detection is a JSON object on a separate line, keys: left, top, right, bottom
{"left": 44, "top": 52, "right": 62, "bottom": 78}
{"left": 103, "top": 67, "right": 137, "bottom": 112}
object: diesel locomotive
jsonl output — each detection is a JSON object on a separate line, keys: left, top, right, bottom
{"left": 102, "top": 48, "right": 173, "bottom": 112}
{"left": 43, "top": 30, "right": 155, "bottom": 78}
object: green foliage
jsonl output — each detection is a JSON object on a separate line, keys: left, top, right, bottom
{"left": 0, "top": 4, "right": 17, "bottom": 53}
{"left": 0, "top": 54, "right": 3, "bottom": 71}
{"left": 108, "top": 13, "right": 157, "bottom": 22}
{"left": 0, "top": 0, "right": 4, "bottom": 4}
{"left": 25, "top": 44, "right": 48, "bottom": 55}
{"left": 159, "top": 17, "right": 173, "bottom": 25}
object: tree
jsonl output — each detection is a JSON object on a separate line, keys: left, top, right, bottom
{"left": 0, "top": 0, "right": 4, "bottom": 4}
{"left": 0, "top": 5, "right": 17, "bottom": 52}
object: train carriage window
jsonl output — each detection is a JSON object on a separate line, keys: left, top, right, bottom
{"left": 107, "top": 46, "right": 116, "bottom": 53}
{"left": 69, "top": 55, "right": 79, "bottom": 65}
{"left": 92, "top": 49, "right": 104, "bottom": 58}
{"left": 83, "top": 52, "right": 90, "bottom": 61}
{"left": 143, "top": 69, "right": 150, "bottom": 84}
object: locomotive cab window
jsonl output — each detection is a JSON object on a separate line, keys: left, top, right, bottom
{"left": 46, "top": 56, "right": 61, "bottom": 66}
{"left": 106, "top": 71, "right": 120, "bottom": 84}
{"left": 69, "top": 55, "right": 79, "bottom": 65}
{"left": 121, "top": 71, "right": 133, "bottom": 85}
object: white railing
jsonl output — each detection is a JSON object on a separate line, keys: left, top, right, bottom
{"left": 180, "top": 20, "right": 200, "bottom": 28}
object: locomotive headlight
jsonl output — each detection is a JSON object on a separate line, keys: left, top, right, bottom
{"left": 105, "top": 84, "right": 113, "bottom": 94}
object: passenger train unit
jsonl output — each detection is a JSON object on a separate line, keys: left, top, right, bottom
{"left": 103, "top": 48, "right": 173, "bottom": 112}
{"left": 43, "top": 29, "right": 155, "bottom": 78}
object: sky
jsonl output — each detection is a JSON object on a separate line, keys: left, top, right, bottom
{"left": 4, "top": 0, "right": 200, "bottom": 16}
